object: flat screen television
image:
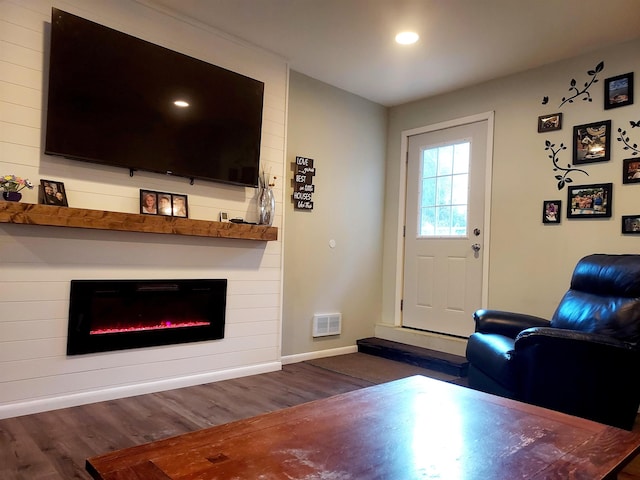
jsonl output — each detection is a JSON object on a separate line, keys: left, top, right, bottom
{"left": 45, "top": 8, "right": 264, "bottom": 188}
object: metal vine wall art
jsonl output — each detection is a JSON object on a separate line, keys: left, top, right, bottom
{"left": 617, "top": 120, "right": 640, "bottom": 156}
{"left": 546, "top": 140, "right": 588, "bottom": 190}
{"left": 541, "top": 61, "right": 605, "bottom": 107}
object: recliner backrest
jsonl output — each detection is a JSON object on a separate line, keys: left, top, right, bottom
{"left": 550, "top": 254, "right": 640, "bottom": 344}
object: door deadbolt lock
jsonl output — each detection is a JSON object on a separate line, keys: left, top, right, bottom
{"left": 473, "top": 228, "right": 481, "bottom": 236}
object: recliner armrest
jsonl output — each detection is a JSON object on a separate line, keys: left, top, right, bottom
{"left": 473, "top": 309, "right": 550, "bottom": 337}
{"left": 515, "top": 326, "right": 634, "bottom": 350}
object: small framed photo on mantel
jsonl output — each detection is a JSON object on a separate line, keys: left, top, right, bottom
{"left": 39, "top": 179, "right": 68, "bottom": 207}
{"left": 140, "top": 189, "right": 188, "bottom": 218}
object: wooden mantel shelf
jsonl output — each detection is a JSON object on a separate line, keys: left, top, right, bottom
{"left": 0, "top": 202, "right": 277, "bottom": 241}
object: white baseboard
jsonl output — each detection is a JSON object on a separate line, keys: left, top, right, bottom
{"left": 281, "top": 345, "right": 358, "bottom": 365}
{"left": 0, "top": 362, "right": 281, "bottom": 420}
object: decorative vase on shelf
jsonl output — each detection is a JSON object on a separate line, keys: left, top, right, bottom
{"left": 2, "top": 191, "right": 22, "bottom": 202}
{"left": 257, "top": 186, "right": 275, "bottom": 226}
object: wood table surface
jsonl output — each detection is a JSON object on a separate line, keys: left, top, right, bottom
{"left": 86, "top": 375, "right": 640, "bottom": 479}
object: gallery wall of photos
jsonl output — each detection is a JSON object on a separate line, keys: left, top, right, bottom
{"left": 538, "top": 64, "right": 639, "bottom": 234}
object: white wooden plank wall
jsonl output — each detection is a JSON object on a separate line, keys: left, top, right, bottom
{"left": 0, "top": 0, "right": 286, "bottom": 418}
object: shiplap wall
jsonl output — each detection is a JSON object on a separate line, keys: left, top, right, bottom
{"left": 0, "top": 0, "right": 286, "bottom": 418}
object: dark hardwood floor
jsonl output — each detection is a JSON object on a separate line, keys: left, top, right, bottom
{"left": 1, "top": 354, "right": 640, "bottom": 479}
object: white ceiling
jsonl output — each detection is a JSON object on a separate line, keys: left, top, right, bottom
{"left": 148, "top": 0, "right": 640, "bottom": 107}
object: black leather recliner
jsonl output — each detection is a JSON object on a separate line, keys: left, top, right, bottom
{"left": 466, "top": 254, "right": 640, "bottom": 430}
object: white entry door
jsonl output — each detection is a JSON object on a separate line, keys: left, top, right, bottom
{"left": 402, "top": 118, "right": 490, "bottom": 337}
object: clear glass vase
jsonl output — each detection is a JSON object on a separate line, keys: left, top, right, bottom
{"left": 257, "top": 186, "right": 275, "bottom": 226}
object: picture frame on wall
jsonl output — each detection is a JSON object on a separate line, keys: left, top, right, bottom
{"left": 542, "top": 200, "right": 561, "bottom": 224}
{"left": 537, "top": 113, "right": 562, "bottom": 133}
{"left": 140, "top": 190, "right": 158, "bottom": 215}
{"left": 573, "top": 120, "right": 611, "bottom": 165}
{"left": 567, "top": 183, "right": 612, "bottom": 219}
{"left": 623, "top": 158, "right": 640, "bottom": 184}
{"left": 140, "top": 189, "right": 188, "bottom": 217}
{"left": 622, "top": 215, "right": 640, "bottom": 234}
{"left": 604, "top": 72, "right": 634, "bottom": 110}
{"left": 39, "top": 179, "right": 68, "bottom": 207}
{"left": 172, "top": 194, "right": 188, "bottom": 217}
{"left": 157, "top": 193, "right": 173, "bottom": 216}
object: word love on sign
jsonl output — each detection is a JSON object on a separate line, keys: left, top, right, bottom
{"left": 293, "top": 156, "right": 315, "bottom": 210}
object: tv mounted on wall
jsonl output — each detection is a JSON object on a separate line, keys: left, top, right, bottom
{"left": 45, "top": 8, "right": 264, "bottom": 188}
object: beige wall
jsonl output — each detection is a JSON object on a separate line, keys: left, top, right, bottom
{"left": 382, "top": 37, "right": 640, "bottom": 335}
{"left": 282, "top": 72, "right": 387, "bottom": 357}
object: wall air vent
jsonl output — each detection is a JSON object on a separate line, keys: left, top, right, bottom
{"left": 312, "top": 313, "right": 342, "bottom": 337}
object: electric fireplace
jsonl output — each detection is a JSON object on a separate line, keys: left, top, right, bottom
{"left": 67, "top": 279, "right": 226, "bottom": 355}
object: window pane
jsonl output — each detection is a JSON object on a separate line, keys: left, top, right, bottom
{"left": 451, "top": 174, "right": 468, "bottom": 205}
{"left": 423, "top": 149, "right": 438, "bottom": 177}
{"left": 422, "top": 178, "right": 436, "bottom": 207}
{"left": 452, "top": 205, "right": 467, "bottom": 236}
{"left": 437, "top": 146, "right": 453, "bottom": 176}
{"left": 420, "top": 207, "right": 435, "bottom": 236}
{"left": 435, "top": 206, "right": 451, "bottom": 235}
{"left": 436, "top": 176, "right": 452, "bottom": 206}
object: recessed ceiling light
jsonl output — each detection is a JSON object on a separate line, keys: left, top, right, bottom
{"left": 395, "top": 31, "right": 419, "bottom": 45}
{"left": 173, "top": 100, "right": 189, "bottom": 107}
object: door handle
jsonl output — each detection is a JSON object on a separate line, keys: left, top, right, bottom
{"left": 472, "top": 243, "right": 481, "bottom": 252}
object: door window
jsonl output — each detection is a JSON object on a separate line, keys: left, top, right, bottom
{"left": 419, "top": 141, "right": 470, "bottom": 237}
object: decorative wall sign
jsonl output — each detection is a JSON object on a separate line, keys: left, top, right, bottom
{"left": 545, "top": 140, "right": 588, "bottom": 190}
{"left": 538, "top": 113, "right": 562, "bottom": 133}
{"left": 604, "top": 72, "right": 634, "bottom": 110}
{"left": 566, "top": 183, "right": 612, "bottom": 219}
{"left": 293, "top": 156, "right": 315, "bottom": 210}
{"left": 573, "top": 120, "right": 611, "bottom": 165}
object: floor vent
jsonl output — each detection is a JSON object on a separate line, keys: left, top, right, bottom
{"left": 312, "top": 313, "right": 342, "bottom": 337}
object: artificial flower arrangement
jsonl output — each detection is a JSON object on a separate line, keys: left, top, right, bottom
{"left": 0, "top": 175, "right": 34, "bottom": 192}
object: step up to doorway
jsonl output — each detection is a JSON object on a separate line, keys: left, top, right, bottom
{"left": 357, "top": 337, "right": 468, "bottom": 377}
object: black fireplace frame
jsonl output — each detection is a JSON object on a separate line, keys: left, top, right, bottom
{"left": 67, "top": 279, "right": 226, "bottom": 355}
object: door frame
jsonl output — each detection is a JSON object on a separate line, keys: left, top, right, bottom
{"left": 392, "top": 111, "right": 495, "bottom": 327}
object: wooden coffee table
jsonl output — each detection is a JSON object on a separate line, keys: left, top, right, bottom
{"left": 86, "top": 375, "right": 640, "bottom": 479}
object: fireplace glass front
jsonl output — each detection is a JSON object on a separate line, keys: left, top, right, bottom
{"left": 67, "top": 279, "right": 226, "bottom": 355}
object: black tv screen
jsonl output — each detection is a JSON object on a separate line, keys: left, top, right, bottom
{"left": 45, "top": 8, "right": 264, "bottom": 188}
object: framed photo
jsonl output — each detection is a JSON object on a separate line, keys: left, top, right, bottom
{"left": 542, "top": 200, "right": 561, "bottom": 224}
{"left": 139, "top": 189, "right": 188, "bottom": 217}
{"left": 623, "top": 158, "right": 640, "bottom": 184}
{"left": 622, "top": 215, "right": 640, "bottom": 234}
{"left": 567, "top": 183, "right": 612, "bottom": 219}
{"left": 537, "top": 113, "right": 562, "bottom": 133}
{"left": 140, "top": 190, "right": 158, "bottom": 215}
{"left": 39, "top": 179, "right": 68, "bottom": 207}
{"left": 171, "top": 194, "right": 188, "bottom": 218}
{"left": 604, "top": 72, "right": 634, "bottom": 110}
{"left": 157, "top": 193, "right": 173, "bottom": 216}
{"left": 573, "top": 120, "right": 611, "bottom": 165}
